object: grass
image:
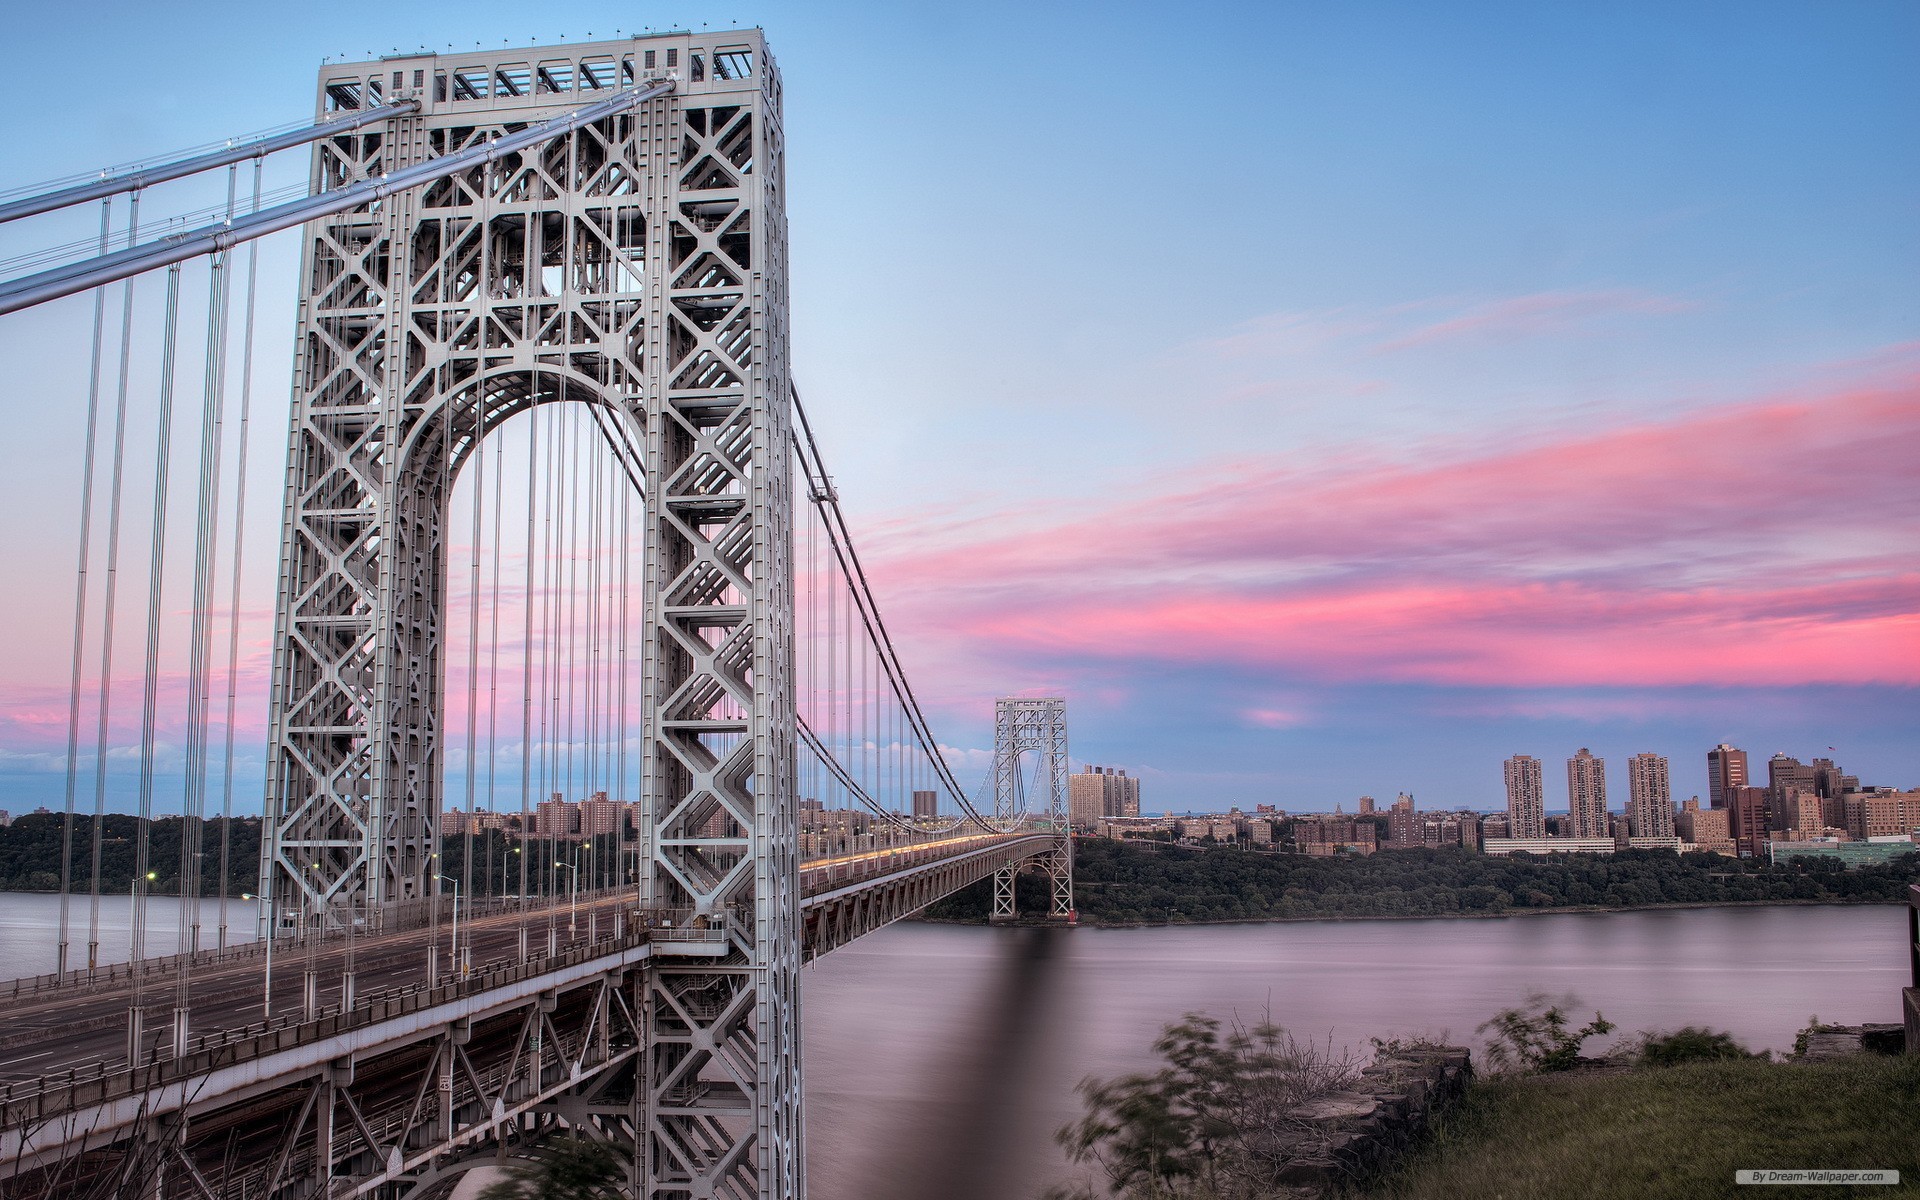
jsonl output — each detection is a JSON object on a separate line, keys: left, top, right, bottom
{"left": 1361, "top": 1056, "right": 1920, "bottom": 1200}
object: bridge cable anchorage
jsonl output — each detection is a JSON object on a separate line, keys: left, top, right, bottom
{"left": 0, "top": 80, "right": 674, "bottom": 315}
{"left": 0, "top": 101, "right": 420, "bottom": 225}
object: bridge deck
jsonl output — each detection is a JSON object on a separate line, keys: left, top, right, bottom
{"left": 0, "top": 833, "right": 1058, "bottom": 1132}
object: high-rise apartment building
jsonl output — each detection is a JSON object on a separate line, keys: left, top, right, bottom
{"left": 1567, "top": 749, "right": 1609, "bottom": 839}
{"left": 1358, "top": 796, "right": 1376, "bottom": 815}
{"left": 1727, "top": 785, "right": 1771, "bottom": 857}
{"left": 1068, "top": 766, "right": 1140, "bottom": 827}
{"left": 1503, "top": 756, "right": 1546, "bottom": 839}
{"left": 1386, "top": 794, "right": 1419, "bottom": 848}
{"left": 579, "top": 791, "right": 626, "bottom": 838}
{"left": 911, "top": 789, "right": 938, "bottom": 820}
{"left": 1707, "top": 744, "right": 1748, "bottom": 809}
{"left": 1626, "top": 753, "right": 1675, "bottom": 839}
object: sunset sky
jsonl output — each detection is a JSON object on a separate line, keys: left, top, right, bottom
{"left": 0, "top": 0, "right": 1913, "bottom": 815}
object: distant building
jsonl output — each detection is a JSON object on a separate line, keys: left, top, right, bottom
{"left": 1385, "top": 794, "right": 1419, "bottom": 848}
{"left": 1503, "top": 756, "right": 1546, "bottom": 839}
{"left": 1626, "top": 753, "right": 1675, "bottom": 839}
{"left": 1294, "top": 817, "right": 1377, "bottom": 856}
{"left": 912, "top": 790, "right": 938, "bottom": 820}
{"left": 1567, "top": 749, "right": 1609, "bottom": 839}
{"left": 0, "top": 810, "right": 11, "bottom": 827}
{"left": 579, "top": 792, "right": 625, "bottom": 838}
{"left": 1770, "top": 838, "right": 1918, "bottom": 869}
{"left": 1727, "top": 785, "right": 1771, "bottom": 857}
{"left": 1843, "top": 788, "right": 1920, "bottom": 841}
{"left": 1675, "top": 798, "right": 1736, "bottom": 855}
{"left": 1810, "top": 758, "right": 1858, "bottom": 828}
{"left": 1069, "top": 766, "right": 1140, "bottom": 827}
{"left": 535, "top": 793, "right": 578, "bottom": 839}
{"left": 1357, "top": 796, "right": 1377, "bottom": 815}
{"left": 1483, "top": 837, "right": 1619, "bottom": 857}
{"left": 1707, "top": 743, "right": 1748, "bottom": 810}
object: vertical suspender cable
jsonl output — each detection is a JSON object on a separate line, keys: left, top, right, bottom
{"left": 88, "top": 191, "right": 142, "bottom": 971}
{"left": 461, "top": 382, "right": 485, "bottom": 944}
{"left": 56, "top": 197, "right": 114, "bottom": 977}
{"left": 486, "top": 433, "right": 504, "bottom": 899}
{"left": 178, "top": 165, "right": 240, "bottom": 1032}
{"left": 129, "top": 260, "right": 183, "bottom": 1062}
{"left": 518, "top": 383, "right": 539, "bottom": 949}
{"left": 216, "top": 159, "right": 264, "bottom": 954}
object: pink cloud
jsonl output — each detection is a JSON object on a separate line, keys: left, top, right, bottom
{"left": 866, "top": 375, "right": 1920, "bottom": 692}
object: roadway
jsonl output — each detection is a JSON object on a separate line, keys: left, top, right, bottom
{"left": 0, "top": 834, "right": 1031, "bottom": 1090}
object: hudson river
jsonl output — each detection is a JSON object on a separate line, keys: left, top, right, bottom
{"left": 0, "top": 897, "right": 1903, "bottom": 1197}
{"left": 802, "top": 906, "right": 1909, "bottom": 1199}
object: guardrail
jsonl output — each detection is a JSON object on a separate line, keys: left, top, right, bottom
{"left": 0, "top": 919, "right": 659, "bottom": 1130}
{"left": 0, "top": 888, "right": 635, "bottom": 1002}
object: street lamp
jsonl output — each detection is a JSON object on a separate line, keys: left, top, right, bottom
{"left": 437, "top": 875, "right": 465, "bottom": 979}
{"left": 553, "top": 852, "right": 583, "bottom": 938}
{"left": 128, "top": 871, "right": 156, "bottom": 959}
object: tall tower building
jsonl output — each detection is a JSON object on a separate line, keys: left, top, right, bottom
{"left": 1627, "top": 753, "right": 1674, "bottom": 839}
{"left": 1497, "top": 756, "right": 1543, "bottom": 833}
{"left": 1503, "top": 755, "right": 1546, "bottom": 839}
{"left": 1727, "top": 785, "right": 1772, "bottom": 857}
{"left": 1567, "top": 749, "right": 1609, "bottom": 839}
{"left": 1707, "top": 744, "right": 1748, "bottom": 809}
{"left": 1068, "top": 766, "right": 1140, "bottom": 826}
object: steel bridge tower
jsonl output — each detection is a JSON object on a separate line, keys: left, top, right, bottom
{"left": 257, "top": 32, "right": 798, "bottom": 1198}
{"left": 991, "top": 697, "right": 1074, "bottom": 921}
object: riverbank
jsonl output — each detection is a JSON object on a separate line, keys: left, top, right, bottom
{"left": 920, "top": 894, "right": 1908, "bottom": 930}
{"left": 922, "top": 838, "right": 1919, "bottom": 926}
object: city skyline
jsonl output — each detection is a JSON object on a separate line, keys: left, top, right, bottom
{"left": 0, "top": 1, "right": 1913, "bottom": 815}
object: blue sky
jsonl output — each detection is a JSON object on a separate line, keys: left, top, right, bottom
{"left": 0, "top": 1, "right": 1914, "bottom": 815}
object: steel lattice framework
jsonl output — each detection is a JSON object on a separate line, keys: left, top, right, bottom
{"left": 256, "top": 32, "right": 796, "bottom": 1199}
{"left": 990, "top": 698, "right": 1073, "bottom": 921}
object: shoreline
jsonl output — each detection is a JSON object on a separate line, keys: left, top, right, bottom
{"left": 918, "top": 896, "right": 1906, "bottom": 930}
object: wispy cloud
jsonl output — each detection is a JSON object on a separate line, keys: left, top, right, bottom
{"left": 865, "top": 371, "right": 1920, "bottom": 695}
{"left": 1377, "top": 289, "right": 1698, "bottom": 352}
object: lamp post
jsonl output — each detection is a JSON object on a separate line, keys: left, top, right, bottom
{"left": 128, "top": 870, "right": 156, "bottom": 959}
{"left": 554, "top": 850, "right": 582, "bottom": 939}
{"left": 438, "top": 875, "right": 464, "bottom": 979}
{"left": 554, "top": 858, "right": 575, "bottom": 938}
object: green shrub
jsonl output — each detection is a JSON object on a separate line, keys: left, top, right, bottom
{"left": 1637, "top": 1027, "right": 1760, "bottom": 1067}
{"left": 1476, "top": 993, "right": 1613, "bottom": 1074}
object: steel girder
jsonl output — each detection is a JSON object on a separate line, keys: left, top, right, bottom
{"left": 258, "top": 31, "right": 796, "bottom": 1200}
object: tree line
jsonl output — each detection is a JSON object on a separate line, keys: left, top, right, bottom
{"left": 926, "top": 838, "right": 1919, "bottom": 924}
{"left": 0, "top": 812, "right": 261, "bottom": 896}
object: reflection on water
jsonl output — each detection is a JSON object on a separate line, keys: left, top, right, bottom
{"left": 801, "top": 905, "right": 1908, "bottom": 1199}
